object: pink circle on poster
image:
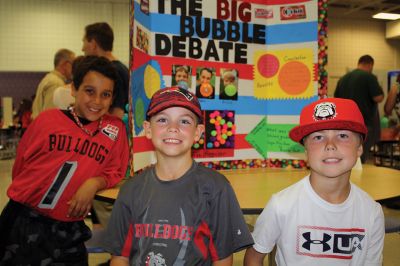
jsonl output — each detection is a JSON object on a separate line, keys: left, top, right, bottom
{"left": 257, "top": 54, "right": 280, "bottom": 78}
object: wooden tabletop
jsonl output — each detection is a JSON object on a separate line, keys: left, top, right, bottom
{"left": 95, "top": 164, "right": 400, "bottom": 214}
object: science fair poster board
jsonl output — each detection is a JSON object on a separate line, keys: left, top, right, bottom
{"left": 130, "top": 0, "right": 319, "bottom": 171}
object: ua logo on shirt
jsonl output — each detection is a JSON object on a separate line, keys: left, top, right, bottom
{"left": 297, "top": 225, "right": 365, "bottom": 259}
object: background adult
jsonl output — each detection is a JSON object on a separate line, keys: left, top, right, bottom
{"left": 384, "top": 73, "right": 400, "bottom": 119}
{"left": 383, "top": 73, "right": 400, "bottom": 140}
{"left": 334, "top": 54, "right": 384, "bottom": 163}
{"left": 53, "top": 56, "right": 85, "bottom": 110}
{"left": 17, "top": 98, "right": 33, "bottom": 136}
{"left": 82, "top": 22, "right": 129, "bottom": 119}
{"left": 31, "top": 49, "right": 75, "bottom": 119}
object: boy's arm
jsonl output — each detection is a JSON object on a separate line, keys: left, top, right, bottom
{"left": 208, "top": 179, "right": 254, "bottom": 261}
{"left": 69, "top": 117, "right": 129, "bottom": 218}
{"left": 67, "top": 176, "right": 107, "bottom": 218}
{"left": 212, "top": 254, "right": 233, "bottom": 266}
{"left": 110, "top": 255, "right": 129, "bottom": 266}
{"left": 365, "top": 203, "right": 385, "bottom": 265}
{"left": 244, "top": 247, "right": 267, "bottom": 266}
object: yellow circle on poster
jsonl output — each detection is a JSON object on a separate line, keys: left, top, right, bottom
{"left": 144, "top": 65, "right": 161, "bottom": 99}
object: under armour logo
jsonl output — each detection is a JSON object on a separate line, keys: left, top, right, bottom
{"left": 297, "top": 226, "right": 366, "bottom": 259}
{"left": 333, "top": 234, "right": 365, "bottom": 254}
{"left": 302, "top": 232, "right": 331, "bottom": 251}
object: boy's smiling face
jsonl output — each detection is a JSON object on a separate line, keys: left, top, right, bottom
{"left": 303, "top": 129, "right": 363, "bottom": 179}
{"left": 143, "top": 107, "right": 204, "bottom": 159}
{"left": 72, "top": 70, "right": 114, "bottom": 121}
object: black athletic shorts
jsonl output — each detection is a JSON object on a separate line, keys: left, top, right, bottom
{"left": 0, "top": 200, "right": 92, "bottom": 266}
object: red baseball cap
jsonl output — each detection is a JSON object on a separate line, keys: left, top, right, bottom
{"left": 146, "top": 87, "right": 203, "bottom": 123}
{"left": 289, "top": 98, "right": 368, "bottom": 143}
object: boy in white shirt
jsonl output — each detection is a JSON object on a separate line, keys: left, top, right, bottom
{"left": 244, "top": 98, "right": 385, "bottom": 266}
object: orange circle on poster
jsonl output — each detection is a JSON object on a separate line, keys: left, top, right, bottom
{"left": 200, "top": 83, "right": 213, "bottom": 97}
{"left": 257, "top": 54, "right": 280, "bottom": 78}
{"left": 278, "top": 61, "right": 310, "bottom": 95}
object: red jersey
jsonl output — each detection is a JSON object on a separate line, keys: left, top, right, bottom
{"left": 20, "top": 111, "right": 32, "bottom": 129}
{"left": 8, "top": 109, "right": 129, "bottom": 221}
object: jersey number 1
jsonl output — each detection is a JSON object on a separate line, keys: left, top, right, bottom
{"left": 38, "top": 161, "right": 77, "bottom": 209}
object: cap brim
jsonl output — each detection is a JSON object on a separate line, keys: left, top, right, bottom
{"left": 289, "top": 120, "right": 368, "bottom": 143}
{"left": 146, "top": 102, "right": 203, "bottom": 123}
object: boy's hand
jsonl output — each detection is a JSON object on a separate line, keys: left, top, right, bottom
{"left": 110, "top": 255, "right": 129, "bottom": 266}
{"left": 67, "top": 177, "right": 107, "bottom": 218}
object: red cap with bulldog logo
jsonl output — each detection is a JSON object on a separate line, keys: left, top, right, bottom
{"left": 289, "top": 98, "right": 368, "bottom": 143}
{"left": 146, "top": 87, "right": 203, "bottom": 123}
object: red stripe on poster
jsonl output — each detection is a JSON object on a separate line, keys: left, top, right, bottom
{"left": 131, "top": 48, "right": 152, "bottom": 70}
{"left": 313, "top": 63, "right": 318, "bottom": 81}
{"left": 132, "top": 133, "right": 252, "bottom": 154}
{"left": 132, "top": 136, "right": 154, "bottom": 153}
{"left": 235, "top": 134, "right": 253, "bottom": 149}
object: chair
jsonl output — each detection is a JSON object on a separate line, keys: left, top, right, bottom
{"left": 85, "top": 227, "right": 106, "bottom": 253}
{"left": 385, "top": 216, "right": 400, "bottom": 233}
{"left": 374, "top": 140, "right": 400, "bottom": 170}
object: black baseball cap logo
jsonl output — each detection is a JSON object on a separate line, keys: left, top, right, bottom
{"left": 160, "top": 87, "right": 194, "bottom": 102}
{"left": 313, "top": 102, "right": 336, "bottom": 121}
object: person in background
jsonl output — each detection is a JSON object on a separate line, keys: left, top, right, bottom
{"left": 383, "top": 73, "right": 400, "bottom": 142}
{"left": 384, "top": 73, "right": 400, "bottom": 120}
{"left": 0, "top": 56, "right": 129, "bottom": 264}
{"left": 52, "top": 56, "right": 85, "bottom": 110}
{"left": 52, "top": 83, "right": 75, "bottom": 110}
{"left": 104, "top": 87, "right": 253, "bottom": 265}
{"left": 32, "top": 48, "right": 75, "bottom": 119}
{"left": 82, "top": 22, "right": 129, "bottom": 120}
{"left": 334, "top": 55, "right": 384, "bottom": 163}
{"left": 244, "top": 98, "right": 384, "bottom": 266}
{"left": 17, "top": 98, "right": 33, "bottom": 136}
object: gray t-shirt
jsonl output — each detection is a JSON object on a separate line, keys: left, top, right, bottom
{"left": 104, "top": 162, "right": 253, "bottom": 265}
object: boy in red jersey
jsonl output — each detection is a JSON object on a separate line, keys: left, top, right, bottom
{"left": 0, "top": 56, "right": 129, "bottom": 265}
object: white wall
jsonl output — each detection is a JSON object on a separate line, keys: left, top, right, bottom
{"left": 327, "top": 16, "right": 400, "bottom": 95}
{"left": 2, "top": 1, "right": 400, "bottom": 105}
{"left": 327, "top": 14, "right": 400, "bottom": 117}
{"left": 0, "top": 0, "right": 130, "bottom": 71}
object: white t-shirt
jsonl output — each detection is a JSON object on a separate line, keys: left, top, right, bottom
{"left": 53, "top": 84, "right": 74, "bottom": 110}
{"left": 252, "top": 176, "right": 384, "bottom": 266}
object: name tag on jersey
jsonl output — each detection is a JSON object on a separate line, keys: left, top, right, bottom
{"left": 102, "top": 124, "right": 119, "bottom": 141}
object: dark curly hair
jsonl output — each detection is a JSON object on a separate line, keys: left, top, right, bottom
{"left": 72, "top": 56, "right": 117, "bottom": 90}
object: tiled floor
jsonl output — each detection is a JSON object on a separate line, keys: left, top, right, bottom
{"left": 1, "top": 159, "right": 399, "bottom": 265}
